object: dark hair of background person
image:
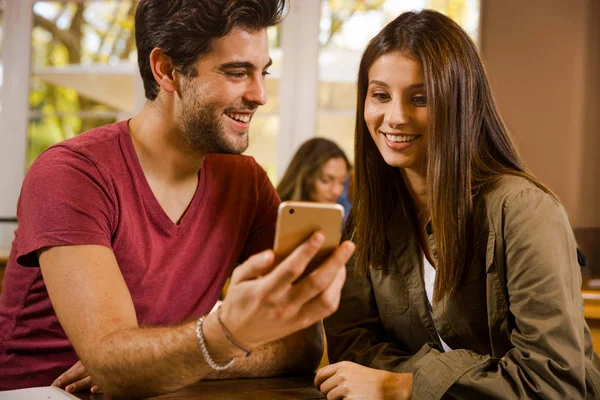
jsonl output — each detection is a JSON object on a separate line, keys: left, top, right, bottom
{"left": 277, "top": 138, "right": 351, "bottom": 202}
{"left": 348, "top": 9, "right": 556, "bottom": 302}
{"left": 135, "top": 0, "right": 287, "bottom": 100}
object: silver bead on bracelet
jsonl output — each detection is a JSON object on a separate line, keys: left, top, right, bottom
{"left": 196, "top": 315, "right": 237, "bottom": 371}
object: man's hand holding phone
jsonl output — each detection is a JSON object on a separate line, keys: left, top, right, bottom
{"left": 218, "top": 230, "right": 355, "bottom": 352}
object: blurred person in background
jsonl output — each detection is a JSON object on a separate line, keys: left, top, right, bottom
{"left": 277, "top": 138, "right": 351, "bottom": 212}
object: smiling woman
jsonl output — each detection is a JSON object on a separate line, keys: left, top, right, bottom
{"left": 318, "top": 9, "right": 600, "bottom": 400}
{"left": 276, "top": 137, "right": 350, "bottom": 204}
{"left": 364, "top": 54, "right": 428, "bottom": 170}
{"left": 316, "top": 0, "right": 481, "bottom": 166}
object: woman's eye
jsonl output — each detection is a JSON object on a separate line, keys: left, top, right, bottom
{"left": 371, "top": 92, "right": 390, "bottom": 101}
{"left": 412, "top": 95, "right": 427, "bottom": 107}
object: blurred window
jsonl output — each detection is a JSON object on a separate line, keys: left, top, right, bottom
{"left": 28, "top": 1, "right": 137, "bottom": 165}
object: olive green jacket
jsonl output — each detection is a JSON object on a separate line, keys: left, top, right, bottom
{"left": 325, "top": 175, "right": 600, "bottom": 399}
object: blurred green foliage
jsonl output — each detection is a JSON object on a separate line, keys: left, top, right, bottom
{"left": 28, "top": 1, "right": 136, "bottom": 166}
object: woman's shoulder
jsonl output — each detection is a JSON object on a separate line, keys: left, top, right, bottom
{"left": 483, "top": 174, "right": 555, "bottom": 209}
{"left": 482, "top": 174, "right": 566, "bottom": 229}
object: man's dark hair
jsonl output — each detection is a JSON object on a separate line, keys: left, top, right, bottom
{"left": 135, "top": 0, "right": 286, "bottom": 100}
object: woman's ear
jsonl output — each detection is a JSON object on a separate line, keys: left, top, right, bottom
{"left": 148, "top": 48, "right": 178, "bottom": 93}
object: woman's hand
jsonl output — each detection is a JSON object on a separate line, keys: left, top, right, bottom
{"left": 315, "top": 361, "right": 412, "bottom": 400}
{"left": 51, "top": 360, "right": 102, "bottom": 394}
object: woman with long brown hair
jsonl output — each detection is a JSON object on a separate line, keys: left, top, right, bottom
{"left": 315, "top": 10, "right": 600, "bottom": 399}
{"left": 277, "top": 137, "right": 350, "bottom": 204}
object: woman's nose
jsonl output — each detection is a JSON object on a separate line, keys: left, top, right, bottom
{"left": 384, "top": 99, "right": 409, "bottom": 128}
{"left": 333, "top": 183, "right": 344, "bottom": 198}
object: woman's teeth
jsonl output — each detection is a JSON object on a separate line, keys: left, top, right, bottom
{"left": 384, "top": 134, "right": 418, "bottom": 143}
{"left": 225, "top": 112, "right": 251, "bottom": 123}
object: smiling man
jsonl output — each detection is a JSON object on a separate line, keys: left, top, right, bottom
{"left": 0, "top": 0, "right": 356, "bottom": 398}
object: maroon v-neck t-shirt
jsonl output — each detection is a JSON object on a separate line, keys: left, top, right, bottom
{"left": 0, "top": 120, "right": 279, "bottom": 389}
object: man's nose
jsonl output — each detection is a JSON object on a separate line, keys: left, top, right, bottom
{"left": 245, "top": 76, "right": 267, "bottom": 106}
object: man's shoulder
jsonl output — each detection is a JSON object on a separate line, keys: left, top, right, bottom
{"left": 51, "top": 120, "right": 126, "bottom": 155}
{"left": 26, "top": 121, "right": 128, "bottom": 187}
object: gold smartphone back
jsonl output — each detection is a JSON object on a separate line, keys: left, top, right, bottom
{"left": 273, "top": 201, "right": 345, "bottom": 279}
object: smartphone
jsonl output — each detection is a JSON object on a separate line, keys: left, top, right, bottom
{"left": 273, "top": 201, "right": 345, "bottom": 281}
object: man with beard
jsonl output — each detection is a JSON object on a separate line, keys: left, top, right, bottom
{"left": 0, "top": 0, "right": 355, "bottom": 398}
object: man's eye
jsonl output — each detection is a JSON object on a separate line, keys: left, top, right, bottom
{"left": 226, "top": 71, "right": 246, "bottom": 78}
{"left": 262, "top": 70, "right": 271, "bottom": 77}
{"left": 412, "top": 96, "right": 427, "bottom": 106}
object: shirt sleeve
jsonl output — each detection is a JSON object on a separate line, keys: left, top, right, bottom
{"left": 324, "top": 254, "right": 432, "bottom": 373}
{"left": 15, "top": 146, "right": 115, "bottom": 267}
{"left": 237, "top": 161, "right": 280, "bottom": 262}
{"left": 408, "top": 188, "right": 593, "bottom": 399}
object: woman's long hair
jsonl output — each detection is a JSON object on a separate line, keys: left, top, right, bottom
{"left": 277, "top": 138, "right": 350, "bottom": 202}
{"left": 349, "top": 10, "right": 555, "bottom": 302}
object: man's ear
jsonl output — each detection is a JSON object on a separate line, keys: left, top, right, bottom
{"left": 149, "top": 48, "right": 178, "bottom": 93}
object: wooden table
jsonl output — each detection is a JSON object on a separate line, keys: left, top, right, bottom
{"left": 583, "top": 290, "right": 600, "bottom": 319}
{"left": 74, "top": 376, "right": 326, "bottom": 400}
{"left": 0, "top": 247, "right": 9, "bottom": 265}
{"left": 583, "top": 289, "right": 600, "bottom": 354}
{"left": 0, "top": 248, "right": 8, "bottom": 293}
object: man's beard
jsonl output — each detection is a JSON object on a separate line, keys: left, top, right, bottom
{"left": 178, "top": 83, "right": 251, "bottom": 154}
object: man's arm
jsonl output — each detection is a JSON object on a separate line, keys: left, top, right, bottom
{"left": 39, "top": 244, "right": 238, "bottom": 397}
{"left": 41, "top": 233, "right": 354, "bottom": 398}
{"left": 205, "top": 323, "right": 324, "bottom": 380}
{"left": 54, "top": 318, "right": 324, "bottom": 392}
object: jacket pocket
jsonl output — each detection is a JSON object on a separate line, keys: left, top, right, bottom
{"left": 485, "top": 232, "right": 513, "bottom": 356}
{"left": 485, "top": 231, "right": 496, "bottom": 274}
{"left": 485, "top": 232, "right": 507, "bottom": 319}
{"left": 370, "top": 267, "right": 409, "bottom": 315}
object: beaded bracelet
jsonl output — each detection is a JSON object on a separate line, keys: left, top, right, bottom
{"left": 196, "top": 315, "right": 237, "bottom": 371}
{"left": 216, "top": 305, "right": 252, "bottom": 358}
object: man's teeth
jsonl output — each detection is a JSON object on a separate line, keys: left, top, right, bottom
{"left": 384, "top": 134, "right": 418, "bottom": 143}
{"left": 225, "top": 112, "right": 250, "bottom": 123}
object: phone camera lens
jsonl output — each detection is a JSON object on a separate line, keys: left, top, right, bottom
{"left": 289, "top": 209, "right": 295, "bottom": 215}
